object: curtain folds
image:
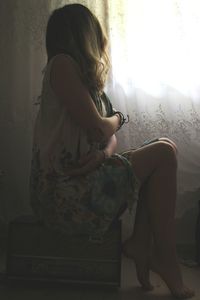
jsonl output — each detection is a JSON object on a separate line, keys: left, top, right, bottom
{"left": 106, "top": 0, "right": 200, "bottom": 217}
{"left": 0, "top": 0, "right": 200, "bottom": 243}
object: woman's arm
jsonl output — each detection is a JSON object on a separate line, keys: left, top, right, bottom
{"left": 50, "top": 54, "right": 120, "bottom": 142}
{"left": 103, "top": 134, "right": 117, "bottom": 158}
{"left": 65, "top": 135, "right": 117, "bottom": 177}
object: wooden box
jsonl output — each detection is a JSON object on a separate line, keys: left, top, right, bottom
{"left": 6, "top": 216, "right": 121, "bottom": 287}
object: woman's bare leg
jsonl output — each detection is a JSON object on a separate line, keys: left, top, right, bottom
{"left": 123, "top": 140, "right": 194, "bottom": 298}
{"left": 123, "top": 139, "right": 176, "bottom": 290}
{"left": 123, "top": 181, "right": 154, "bottom": 290}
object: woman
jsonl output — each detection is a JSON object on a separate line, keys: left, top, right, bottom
{"left": 30, "top": 4, "right": 194, "bottom": 298}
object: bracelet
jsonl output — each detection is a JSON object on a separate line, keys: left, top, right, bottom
{"left": 113, "top": 111, "right": 129, "bottom": 130}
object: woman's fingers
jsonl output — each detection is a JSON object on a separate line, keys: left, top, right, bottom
{"left": 78, "top": 153, "right": 93, "bottom": 165}
{"left": 68, "top": 159, "right": 96, "bottom": 176}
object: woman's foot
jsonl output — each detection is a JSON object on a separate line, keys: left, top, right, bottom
{"left": 122, "top": 238, "right": 154, "bottom": 291}
{"left": 149, "top": 251, "right": 195, "bottom": 299}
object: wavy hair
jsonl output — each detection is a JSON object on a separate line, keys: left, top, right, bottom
{"left": 46, "top": 4, "right": 110, "bottom": 94}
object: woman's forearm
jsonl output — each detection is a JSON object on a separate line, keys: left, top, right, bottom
{"left": 102, "top": 115, "right": 120, "bottom": 139}
{"left": 87, "top": 114, "right": 120, "bottom": 143}
{"left": 103, "top": 134, "right": 117, "bottom": 157}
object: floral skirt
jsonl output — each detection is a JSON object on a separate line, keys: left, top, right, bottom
{"left": 30, "top": 138, "right": 162, "bottom": 240}
{"left": 30, "top": 152, "right": 140, "bottom": 241}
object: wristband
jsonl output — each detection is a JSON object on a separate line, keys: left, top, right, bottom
{"left": 113, "top": 111, "right": 129, "bottom": 130}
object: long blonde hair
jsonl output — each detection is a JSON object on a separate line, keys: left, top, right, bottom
{"left": 46, "top": 4, "right": 110, "bottom": 94}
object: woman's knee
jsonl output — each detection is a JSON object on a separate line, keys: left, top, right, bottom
{"left": 156, "top": 140, "right": 178, "bottom": 168}
{"left": 158, "top": 137, "right": 178, "bottom": 154}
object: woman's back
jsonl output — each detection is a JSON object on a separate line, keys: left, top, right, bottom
{"left": 33, "top": 54, "right": 93, "bottom": 172}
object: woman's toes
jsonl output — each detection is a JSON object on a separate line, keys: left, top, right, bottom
{"left": 172, "top": 286, "right": 195, "bottom": 299}
{"left": 149, "top": 254, "right": 195, "bottom": 299}
{"left": 122, "top": 239, "right": 154, "bottom": 291}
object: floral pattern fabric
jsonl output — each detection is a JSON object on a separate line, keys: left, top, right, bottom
{"left": 30, "top": 149, "right": 139, "bottom": 239}
{"left": 30, "top": 54, "right": 139, "bottom": 240}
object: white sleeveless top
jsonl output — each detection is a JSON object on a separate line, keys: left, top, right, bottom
{"left": 30, "top": 54, "right": 137, "bottom": 238}
{"left": 34, "top": 54, "right": 107, "bottom": 174}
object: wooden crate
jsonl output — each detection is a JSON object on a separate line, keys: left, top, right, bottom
{"left": 6, "top": 215, "right": 121, "bottom": 287}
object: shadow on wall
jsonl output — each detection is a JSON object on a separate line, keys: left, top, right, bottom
{"left": 176, "top": 188, "right": 200, "bottom": 244}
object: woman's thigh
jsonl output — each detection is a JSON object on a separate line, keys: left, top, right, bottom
{"left": 123, "top": 139, "right": 177, "bottom": 185}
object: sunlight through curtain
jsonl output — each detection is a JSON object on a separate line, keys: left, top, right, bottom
{"left": 1, "top": 0, "right": 200, "bottom": 243}
{"left": 106, "top": 1, "right": 200, "bottom": 205}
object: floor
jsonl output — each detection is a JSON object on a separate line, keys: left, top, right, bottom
{"left": 0, "top": 247, "right": 199, "bottom": 300}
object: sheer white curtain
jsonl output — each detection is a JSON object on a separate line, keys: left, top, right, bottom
{"left": 0, "top": 0, "right": 51, "bottom": 224}
{"left": 0, "top": 0, "right": 200, "bottom": 243}
{"left": 106, "top": 1, "right": 200, "bottom": 242}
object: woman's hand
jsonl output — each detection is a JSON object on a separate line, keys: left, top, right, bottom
{"left": 65, "top": 150, "right": 105, "bottom": 177}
